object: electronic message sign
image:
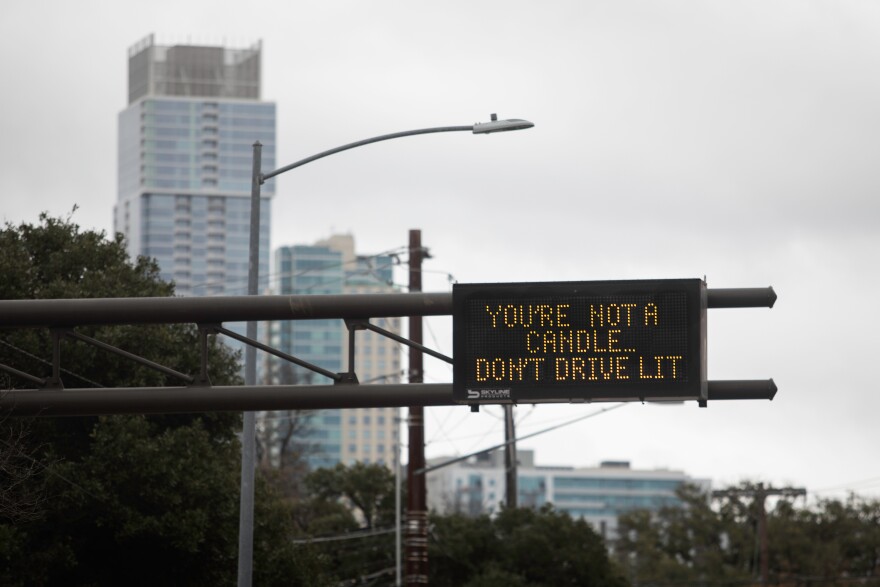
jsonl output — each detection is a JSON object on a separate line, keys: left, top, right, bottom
{"left": 453, "top": 279, "right": 707, "bottom": 404}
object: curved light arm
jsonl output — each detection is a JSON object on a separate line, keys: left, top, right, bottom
{"left": 260, "top": 116, "right": 534, "bottom": 183}
{"left": 239, "top": 113, "right": 532, "bottom": 586}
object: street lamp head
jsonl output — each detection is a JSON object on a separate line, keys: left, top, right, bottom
{"left": 473, "top": 114, "right": 535, "bottom": 134}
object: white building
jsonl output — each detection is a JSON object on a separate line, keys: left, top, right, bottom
{"left": 426, "top": 449, "right": 709, "bottom": 539}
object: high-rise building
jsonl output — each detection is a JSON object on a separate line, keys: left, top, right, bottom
{"left": 426, "top": 450, "right": 709, "bottom": 540}
{"left": 115, "top": 34, "right": 274, "bottom": 298}
{"left": 267, "top": 235, "right": 402, "bottom": 471}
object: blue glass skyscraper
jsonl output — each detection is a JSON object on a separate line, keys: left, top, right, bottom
{"left": 270, "top": 235, "right": 402, "bottom": 471}
{"left": 115, "top": 35, "right": 274, "bottom": 299}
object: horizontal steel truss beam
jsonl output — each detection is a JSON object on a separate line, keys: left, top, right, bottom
{"left": 0, "top": 293, "right": 453, "bottom": 329}
{"left": 0, "top": 380, "right": 776, "bottom": 417}
{"left": 0, "top": 288, "right": 775, "bottom": 329}
{"left": 0, "top": 289, "right": 777, "bottom": 415}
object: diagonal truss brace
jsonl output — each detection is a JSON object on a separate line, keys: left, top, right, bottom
{"left": 0, "top": 329, "right": 200, "bottom": 390}
{"left": 342, "top": 318, "right": 455, "bottom": 385}
{"left": 209, "top": 325, "right": 343, "bottom": 384}
{"left": 62, "top": 328, "right": 195, "bottom": 386}
{"left": 0, "top": 362, "right": 46, "bottom": 388}
{"left": 345, "top": 318, "right": 454, "bottom": 366}
{"left": 1, "top": 316, "right": 454, "bottom": 391}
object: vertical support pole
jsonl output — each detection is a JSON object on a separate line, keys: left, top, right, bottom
{"left": 395, "top": 415, "right": 403, "bottom": 587}
{"left": 757, "top": 483, "right": 769, "bottom": 584}
{"left": 699, "top": 279, "right": 709, "bottom": 407}
{"left": 405, "top": 229, "right": 428, "bottom": 586}
{"left": 196, "top": 324, "right": 212, "bottom": 386}
{"left": 348, "top": 323, "right": 357, "bottom": 375}
{"left": 49, "top": 329, "right": 63, "bottom": 389}
{"left": 504, "top": 404, "right": 517, "bottom": 508}
{"left": 238, "top": 141, "right": 262, "bottom": 587}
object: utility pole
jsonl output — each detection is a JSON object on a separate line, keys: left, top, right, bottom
{"left": 712, "top": 483, "right": 806, "bottom": 584}
{"left": 405, "top": 229, "right": 428, "bottom": 586}
{"left": 503, "top": 405, "right": 517, "bottom": 508}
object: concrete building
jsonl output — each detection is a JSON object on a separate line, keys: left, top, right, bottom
{"left": 426, "top": 449, "right": 709, "bottom": 540}
{"left": 114, "top": 34, "right": 274, "bottom": 298}
{"left": 266, "top": 234, "right": 402, "bottom": 470}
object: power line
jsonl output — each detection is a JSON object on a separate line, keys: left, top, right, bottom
{"left": 337, "top": 566, "right": 396, "bottom": 587}
{"left": 811, "top": 475, "right": 880, "bottom": 494}
{"left": 189, "top": 244, "right": 410, "bottom": 295}
{"left": 417, "top": 403, "right": 629, "bottom": 475}
{"left": 290, "top": 526, "right": 395, "bottom": 545}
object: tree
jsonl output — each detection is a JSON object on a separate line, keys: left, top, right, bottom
{"left": 614, "top": 483, "right": 752, "bottom": 584}
{"left": 257, "top": 361, "right": 320, "bottom": 507}
{"left": 275, "top": 462, "right": 400, "bottom": 585}
{"left": 430, "top": 504, "right": 628, "bottom": 587}
{"left": 257, "top": 407, "right": 315, "bottom": 504}
{"left": 305, "top": 462, "right": 396, "bottom": 529}
{"left": 0, "top": 214, "right": 327, "bottom": 585}
{"left": 614, "top": 481, "right": 880, "bottom": 585}
{"left": 767, "top": 494, "right": 880, "bottom": 582}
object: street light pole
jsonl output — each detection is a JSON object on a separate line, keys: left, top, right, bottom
{"left": 237, "top": 141, "right": 262, "bottom": 587}
{"left": 238, "top": 115, "right": 534, "bottom": 586}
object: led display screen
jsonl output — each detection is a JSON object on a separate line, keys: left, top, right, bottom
{"left": 453, "top": 279, "right": 705, "bottom": 403}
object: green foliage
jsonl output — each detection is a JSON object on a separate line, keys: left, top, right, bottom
{"left": 295, "top": 462, "right": 398, "bottom": 585}
{"left": 0, "top": 211, "right": 172, "bottom": 301}
{"left": 430, "top": 504, "right": 628, "bottom": 587}
{"left": 766, "top": 494, "right": 880, "bottom": 580}
{"left": 615, "top": 484, "right": 747, "bottom": 584}
{"left": 0, "top": 213, "right": 241, "bottom": 394}
{"left": 614, "top": 482, "right": 880, "bottom": 585}
{"left": 0, "top": 215, "right": 328, "bottom": 585}
{"left": 305, "top": 461, "right": 396, "bottom": 529}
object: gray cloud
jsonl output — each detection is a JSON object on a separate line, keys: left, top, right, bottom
{"left": 1, "top": 0, "right": 878, "bottom": 498}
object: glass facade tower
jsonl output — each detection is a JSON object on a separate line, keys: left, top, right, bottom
{"left": 268, "top": 235, "right": 402, "bottom": 471}
{"left": 115, "top": 34, "right": 275, "bottom": 298}
{"left": 426, "top": 450, "right": 710, "bottom": 540}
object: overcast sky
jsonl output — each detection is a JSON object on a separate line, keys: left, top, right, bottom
{"left": 2, "top": 1, "right": 879, "bottom": 501}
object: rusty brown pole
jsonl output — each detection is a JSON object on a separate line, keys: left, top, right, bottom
{"left": 405, "top": 229, "right": 428, "bottom": 585}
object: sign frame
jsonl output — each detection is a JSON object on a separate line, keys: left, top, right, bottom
{"left": 452, "top": 279, "right": 708, "bottom": 405}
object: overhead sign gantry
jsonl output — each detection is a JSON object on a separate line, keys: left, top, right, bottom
{"left": 0, "top": 281, "right": 777, "bottom": 416}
